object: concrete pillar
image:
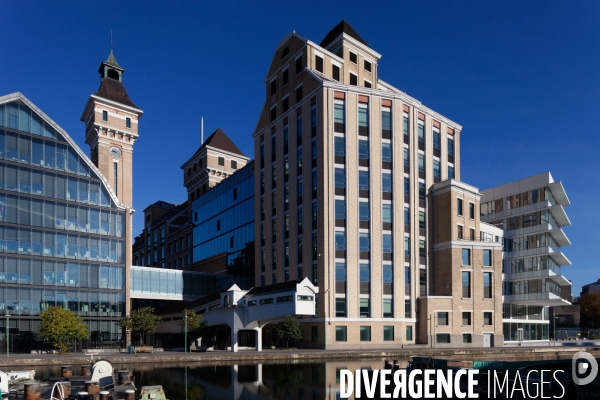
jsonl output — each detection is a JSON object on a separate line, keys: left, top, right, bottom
{"left": 255, "top": 327, "right": 262, "bottom": 352}
{"left": 230, "top": 327, "right": 238, "bottom": 352}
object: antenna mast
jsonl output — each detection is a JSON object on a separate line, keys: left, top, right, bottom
{"left": 201, "top": 117, "right": 204, "bottom": 144}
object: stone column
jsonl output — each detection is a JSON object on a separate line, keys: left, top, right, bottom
{"left": 255, "top": 327, "right": 262, "bottom": 352}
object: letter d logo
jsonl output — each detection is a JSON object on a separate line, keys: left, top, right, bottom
{"left": 572, "top": 351, "right": 598, "bottom": 386}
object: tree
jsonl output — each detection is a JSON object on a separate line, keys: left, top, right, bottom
{"left": 578, "top": 292, "right": 600, "bottom": 328}
{"left": 39, "top": 306, "right": 89, "bottom": 353}
{"left": 273, "top": 318, "right": 303, "bottom": 349}
{"left": 118, "top": 306, "right": 162, "bottom": 344}
{"left": 176, "top": 309, "right": 206, "bottom": 333}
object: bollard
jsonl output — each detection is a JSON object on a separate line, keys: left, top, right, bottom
{"left": 81, "top": 365, "right": 92, "bottom": 377}
{"left": 60, "top": 365, "right": 73, "bottom": 378}
{"left": 84, "top": 381, "right": 99, "bottom": 395}
{"left": 99, "top": 391, "right": 109, "bottom": 400}
{"left": 52, "top": 381, "right": 71, "bottom": 398}
{"left": 125, "top": 389, "right": 135, "bottom": 400}
{"left": 24, "top": 382, "right": 41, "bottom": 400}
{"left": 384, "top": 360, "right": 391, "bottom": 369}
{"left": 117, "top": 370, "right": 131, "bottom": 385}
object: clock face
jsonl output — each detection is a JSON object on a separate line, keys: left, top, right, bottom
{"left": 110, "top": 147, "right": 122, "bottom": 159}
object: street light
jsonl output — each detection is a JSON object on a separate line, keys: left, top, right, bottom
{"left": 554, "top": 315, "right": 558, "bottom": 347}
{"left": 5, "top": 312, "right": 10, "bottom": 358}
{"left": 184, "top": 314, "right": 188, "bottom": 354}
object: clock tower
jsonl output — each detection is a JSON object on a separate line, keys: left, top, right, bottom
{"left": 81, "top": 50, "right": 143, "bottom": 314}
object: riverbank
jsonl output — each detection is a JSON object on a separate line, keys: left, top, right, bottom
{"left": 1, "top": 344, "right": 599, "bottom": 367}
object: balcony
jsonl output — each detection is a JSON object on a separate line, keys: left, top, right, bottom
{"left": 509, "top": 246, "right": 571, "bottom": 266}
{"left": 507, "top": 265, "right": 571, "bottom": 286}
{"left": 503, "top": 292, "right": 571, "bottom": 306}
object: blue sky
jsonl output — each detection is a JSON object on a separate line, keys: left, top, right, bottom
{"left": 1, "top": 1, "right": 598, "bottom": 294}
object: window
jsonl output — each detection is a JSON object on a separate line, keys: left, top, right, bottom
{"left": 358, "top": 140, "right": 369, "bottom": 161}
{"left": 382, "top": 143, "right": 391, "bottom": 163}
{"left": 335, "top": 168, "right": 345, "bottom": 189}
{"left": 335, "top": 298, "right": 346, "bottom": 317}
{"left": 311, "top": 326, "right": 318, "bottom": 342}
{"left": 404, "top": 177, "right": 410, "bottom": 196}
{"left": 334, "top": 101, "right": 345, "bottom": 132}
{"left": 218, "top": 157, "right": 224, "bottom": 166}
{"left": 315, "top": 56, "right": 323, "bottom": 73}
{"left": 335, "top": 231, "right": 346, "bottom": 251}
{"left": 462, "top": 312, "right": 471, "bottom": 326}
{"left": 383, "top": 326, "right": 394, "bottom": 341}
{"left": 360, "top": 263, "right": 370, "bottom": 284}
{"left": 359, "top": 233, "right": 370, "bottom": 252}
{"left": 350, "top": 73, "right": 357, "bottom": 86}
{"left": 332, "top": 64, "right": 340, "bottom": 81}
{"left": 295, "top": 86, "right": 303, "bottom": 102}
{"left": 484, "top": 312, "right": 493, "bottom": 325}
{"left": 437, "top": 312, "right": 448, "bottom": 325}
{"left": 469, "top": 203, "right": 475, "bottom": 219}
{"left": 448, "top": 165, "right": 455, "bottom": 179}
{"left": 483, "top": 250, "right": 492, "bottom": 267}
{"left": 448, "top": 137, "right": 455, "bottom": 155}
{"left": 359, "top": 201, "right": 369, "bottom": 222}
{"left": 406, "top": 326, "right": 413, "bottom": 341}
{"left": 404, "top": 236, "right": 410, "bottom": 256}
{"left": 295, "top": 56, "right": 302, "bottom": 75}
{"left": 102, "top": 110, "right": 107, "bottom": 122}
{"left": 418, "top": 123, "right": 424, "bottom": 143}
{"left": 358, "top": 106, "right": 368, "bottom": 130}
{"left": 231, "top": 160, "right": 237, "bottom": 169}
{"left": 364, "top": 59, "right": 372, "bottom": 72}
{"left": 382, "top": 173, "right": 392, "bottom": 193}
{"left": 418, "top": 154, "right": 425, "bottom": 172}
{"left": 484, "top": 272, "right": 492, "bottom": 299}
{"left": 383, "top": 297, "right": 393, "bottom": 318}
{"left": 270, "top": 79, "right": 277, "bottom": 96}
{"left": 433, "top": 160, "right": 440, "bottom": 179}
{"left": 403, "top": 147, "right": 409, "bottom": 166}
{"left": 335, "top": 199, "right": 346, "bottom": 220}
{"left": 458, "top": 225, "right": 463, "bottom": 239}
{"left": 462, "top": 271, "right": 471, "bottom": 298}
{"left": 436, "top": 334, "right": 450, "bottom": 344}
{"left": 359, "top": 298, "right": 370, "bottom": 318}
{"left": 282, "top": 97, "right": 289, "bottom": 112}
{"left": 462, "top": 248, "right": 470, "bottom": 265}
{"left": 113, "top": 162, "right": 118, "bottom": 196}
{"left": 433, "top": 130, "right": 440, "bottom": 149}
{"left": 383, "top": 234, "right": 392, "bottom": 254}
{"left": 126, "top": 117, "right": 131, "bottom": 129}
{"left": 463, "top": 334, "right": 472, "bottom": 343}
{"left": 349, "top": 52, "right": 357, "bottom": 64}
{"left": 403, "top": 116, "right": 409, "bottom": 136}
{"left": 359, "top": 170, "right": 369, "bottom": 191}
{"left": 364, "top": 80, "right": 371, "bottom": 88}
{"left": 382, "top": 204, "right": 392, "bottom": 224}
{"left": 457, "top": 198, "right": 463, "bottom": 216}
{"left": 334, "top": 137, "right": 345, "bottom": 157}
{"left": 336, "top": 326, "right": 347, "bottom": 341}
{"left": 360, "top": 326, "right": 371, "bottom": 341}
{"left": 282, "top": 68, "right": 289, "bottom": 86}
{"left": 270, "top": 107, "right": 276, "bottom": 122}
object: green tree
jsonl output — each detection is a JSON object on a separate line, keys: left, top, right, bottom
{"left": 39, "top": 306, "right": 89, "bottom": 353}
{"left": 118, "top": 306, "right": 162, "bottom": 344}
{"left": 273, "top": 318, "right": 303, "bottom": 348}
{"left": 176, "top": 309, "right": 206, "bottom": 332}
{"left": 578, "top": 292, "right": 600, "bottom": 328}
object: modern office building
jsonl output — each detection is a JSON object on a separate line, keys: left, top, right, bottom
{"left": 132, "top": 128, "right": 250, "bottom": 273}
{"left": 0, "top": 50, "right": 140, "bottom": 339}
{"left": 480, "top": 172, "right": 572, "bottom": 343}
{"left": 252, "top": 20, "right": 487, "bottom": 348}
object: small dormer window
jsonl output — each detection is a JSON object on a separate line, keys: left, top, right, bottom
{"left": 126, "top": 117, "right": 131, "bottom": 128}
{"left": 102, "top": 111, "right": 108, "bottom": 122}
{"left": 364, "top": 60, "right": 372, "bottom": 72}
{"left": 349, "top": 51, "right": 357, "bottom": 64}
{"left": 218, "top": 156, "right": 225, "bottom": 166}
{"left": 315, "top": 56, "right": 323, "bottom": 73}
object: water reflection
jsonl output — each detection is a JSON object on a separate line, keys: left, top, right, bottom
{"left": 34, "top": 359, "right": 408, "bottom": 400}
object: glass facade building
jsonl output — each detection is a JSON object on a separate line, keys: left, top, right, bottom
{"left": 0, "top": 94, "right": 126, "bottom": 339}
{"left": 192, "top": 161, "right": 255, "bottom": 282}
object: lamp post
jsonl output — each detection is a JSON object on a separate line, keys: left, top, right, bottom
{"left": 554, "top": 315, "right": 557, "bottom": 346}
{"left": 184, "top": 314, "right": 188, "bottom": 354}
{"left": 5, "top": 312, "right": 10, "bottom": 357}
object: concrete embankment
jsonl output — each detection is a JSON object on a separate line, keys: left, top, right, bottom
{"left": 0, "top": 346, "right": 598, "bottom": 367}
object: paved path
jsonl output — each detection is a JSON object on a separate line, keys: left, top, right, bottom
{"left": 1, "top": 343, "right": 600, "bottom": 367}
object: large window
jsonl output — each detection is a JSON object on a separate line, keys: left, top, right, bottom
{"left": 334, "top": 168, "right": 345, "bottom": 189}
{"left": 418, "top": 154, "right": 425, "bottom": 172}
{"left": 336, "top": 326, "right": 347, "bottom": 341}
{"left": 483, "top": 249, "right": 492, "bottom": 267}
{"left": 359, "top": 170, "right": 369, "bottom": 191}
{"left": 358, "top": 140, "right": 369, "bottom": 162}
{"left": 382, "top": 204, "right": 392, "bottom": 224}
{"left": 437, "top": 312, "right": 448, "bottom": 325}
{"left": 484, "top": 312, "right": 493, "bottom": 326}
{"left": 381, "top": 109, "right": 391, "bottom": 131}
{"left": 359, "top": 201, "right": 369, "bottom": 222}
{"left": 360, "top": 263, "right": 370, "bottom": 285}
{"left": 382, "top": 173, "right": 392, "bottom": 193}
{"left": 359, "top": 233, "right": 370, "bottom": 252}
{"left": 462, "top": 248, "right": 470, "bottom": 265}
{"left": 335, "top": 231, "right": 346, "bottom": 251}
{"left": 448, "top": 137, "right": 455, "bottom": 155}
{"left": 335, "top": 199, "right": 346, "bottom": 220}
{"left": 417, "top": 123, "right": 424, "bottom": 143}
{"left": 383, "top": 234, "right": 393, "bottom": 254}
{"left": 462, "top": 312, "right": 471, "bottom": 326}
{"left": 462, "top": 271, "right": 471, "bottom": 298}
{"left": 484, "top": 272, "right": 492, "bottom": 298}
{"left": 382, "top": 143, "right": 391, "bottom": 163}
{"left": 360, "top": 326, "right": 371, "bottom": 341}
{"left": 359, "top": 298, "right": 370, "bottom": 318}
{"left": 383, "top": 325, "right": 394, "bottom": 341}
{"left": 433, "top": 159, "right": 440, "bottom": 179}
{"left": 433, "top": 130, "right": 440, "bottom": 149}
{"left": 403, "top": 147, "right": 409, "bottom": 167}
{"left": 335, "top": 298, "right": 346, "bottom": 317}
{"left": 334, "top": 137, "right": 345, "bottom": 157}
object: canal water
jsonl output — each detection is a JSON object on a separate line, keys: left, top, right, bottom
{"left": 34, "top": 358, "right": 404, "bottom": 400}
